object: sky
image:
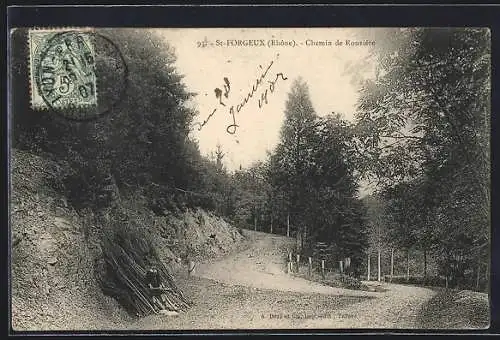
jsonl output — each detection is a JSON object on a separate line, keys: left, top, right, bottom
{"left": 157, "top": 28, "right": 377, "bottom": 173}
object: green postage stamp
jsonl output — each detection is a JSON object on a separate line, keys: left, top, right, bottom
{"left": 28, "top": 29, "right": 97, "bottom": 110}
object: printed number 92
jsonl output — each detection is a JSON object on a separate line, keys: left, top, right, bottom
{"left": 197, "top": 40, "right": 208, "bottom": 48}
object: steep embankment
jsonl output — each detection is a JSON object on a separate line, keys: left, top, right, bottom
{"left": 11, "top": 149, "right": 130, "bottom": 330}
{"left": 119, "top": 201, "right": 246, "bottom": 274}
{"left": 10, "top": 149, "right": 245, "bottom": 331}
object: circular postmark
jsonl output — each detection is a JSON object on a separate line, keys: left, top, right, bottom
{"left": 33, "top": 30, "right": 128, "bottom": 121}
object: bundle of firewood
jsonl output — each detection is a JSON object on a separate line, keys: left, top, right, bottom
{"left": 99, "top": 227, "right": 192, "bottom": 317}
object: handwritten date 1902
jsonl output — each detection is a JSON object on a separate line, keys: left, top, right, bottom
{"left": 226, "top": 72, "right": 287, "bottom": 134}
{"left": 194, "top": 58, "right": 288, "bottom": 135}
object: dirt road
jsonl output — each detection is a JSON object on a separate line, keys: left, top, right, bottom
{"left": 130, "top": 230, "right": 437, "bottom": 330}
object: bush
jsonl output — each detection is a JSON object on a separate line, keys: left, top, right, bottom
{"left": 320, "top": 273, "right": 363, "bottom": 290}
{"left": 338, "top": 274, "right": 362, "bottom": 289}
{"left": 386, "top": 275, "right": 446, "bottom": 287}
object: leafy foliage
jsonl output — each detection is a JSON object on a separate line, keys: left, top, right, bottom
{"left": 354, "top": 28, "right": 490, "bottom": 289}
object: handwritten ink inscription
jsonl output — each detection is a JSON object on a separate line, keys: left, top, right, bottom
{"left": 214, "top": 77, "right": 230, "bottom": 106}
{"left": 194, "top": 57, "right": 288, "bottom": 135}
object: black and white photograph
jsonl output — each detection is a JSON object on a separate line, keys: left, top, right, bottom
{"left": 9, "top": 26, "right": 491, "bottom": 331}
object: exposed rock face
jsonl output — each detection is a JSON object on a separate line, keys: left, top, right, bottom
{"left": 11, "top": 149, "right": 130, "bottom": 331}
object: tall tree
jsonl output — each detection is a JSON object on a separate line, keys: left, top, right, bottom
{"left": 354, "top": 28, "right": 490, "bottom": 287}
{"left": 363, "top": 194, "right": 390, "bottom": 281}
{"left": 272, "top": 77, "right": 318, "bottom": 241}
{"left": 268, "top": 80, "right": 368, "bottom": 274}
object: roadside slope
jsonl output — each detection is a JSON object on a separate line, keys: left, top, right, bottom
{"left": 10, "top": 149, "right": 246, "bottom": 331}
{"left": 11, "top": 149, "right": 131, "bottom": 330}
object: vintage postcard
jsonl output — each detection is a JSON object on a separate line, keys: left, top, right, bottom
{"left": 9, "top": 27, "right": 491, "bottom": 331}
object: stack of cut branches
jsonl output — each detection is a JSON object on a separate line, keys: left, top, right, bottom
{"left": 99, "top": 226, "right": 192, "bottom": 317}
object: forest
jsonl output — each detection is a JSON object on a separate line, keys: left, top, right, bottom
{"left": 11, "top": 27, "right": 490, "bottom": 292}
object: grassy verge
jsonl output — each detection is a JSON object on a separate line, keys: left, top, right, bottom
{"left": 292, "top": 270, "right": 387, "bottom": 292}
{"left": 417, "top": 288, "right": 490, "bottom": 329}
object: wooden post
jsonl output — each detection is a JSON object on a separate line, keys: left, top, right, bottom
{"left": 254, "top": 215, "right": 257, "bottom": 231}
{"left": 390, "top": 248, "right": 394, "bottom": 283}
{"left": 339, "top": 260, "right": 344, "bottom": 274}
{"left": 377, "top": 249, "right": 381, "bottom": 282}
{"left": 188, "top": 260, "right": 195, "bottom": 276}
{"left": 288, "top": 252, "right": 293, "bottom": 273}
{"left": 406, "top": 250, "right": 410, "bottom": 282}
{"left": 296, "top": 254, "right": 300, "bottom": 273}
{"left": 367, "top": 253, "right": 371, "bottom": 281}
{"left": 308, "top": 257, "right": 312, "bottom": 277}
{"left": 321, "top": 260, "right": 325, "bottom": 279}
{"left": 287, "top": 212, "right": 290, "bottom": 237}
{"left": 270, "top": 215, "right": 273, "bottom": 234}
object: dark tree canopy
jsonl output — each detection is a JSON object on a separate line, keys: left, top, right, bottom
{"left": 354, "top": 28, "right": 490, "bottom": 288}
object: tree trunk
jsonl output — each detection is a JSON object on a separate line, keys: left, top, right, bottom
{"left": 390, "top": 248, "right": 394, "bottom": 283}
{"left": 406, "top": 249, "right": 410, "bottom": 282}
{"left": 485, "top": 260, "right": 489, "bottom": 289}
{"left": 476, "top": 262, "right": 481, "bottom": 291}
{"left": 308, "top": 257, "right": 312, "bottom": 277}
{"left": 484, "top": 260, "right": 489, "bottom": 291}
{"left": 287, "top": 212, "right": 290, "bottom": 237}
{"left": 270, "top": 215, "right": 273, "bottom": 234}
{"left": 302, "top": 225, "right": 306, "bottom": 251}
{"left": 377, "top": 248, "right": 381, "bottom": 282}
{"left": 296, "top": 227, "right": 302, "bottom": 253}
{"left": 367, "top": 253, "right": 371, "bottom": 281}
{"left": 254, "top": 214, "right": 257, "bottom": 231}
